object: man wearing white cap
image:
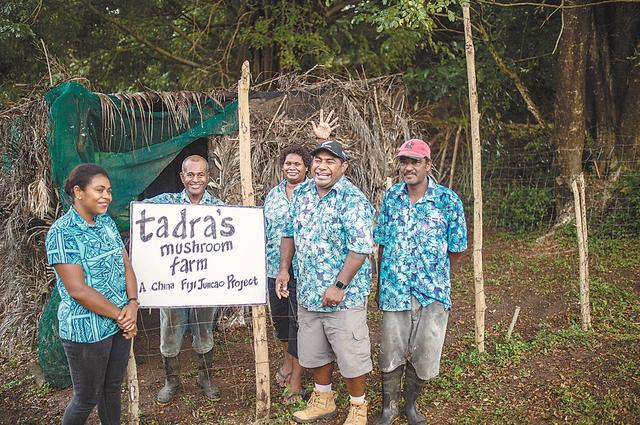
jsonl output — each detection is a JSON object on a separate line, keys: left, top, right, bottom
{"left": 373, "top": 139, "right": 467, "bottom": 425}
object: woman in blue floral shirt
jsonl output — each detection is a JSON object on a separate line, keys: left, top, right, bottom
{"left": 45, "top": 164, "right": 139, "bottom": 425}
{"left": 264, "top": 144, "right": 312, "bottom": 403}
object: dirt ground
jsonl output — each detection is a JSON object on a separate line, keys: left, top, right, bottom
{"left": 1, "top": 232, "right": 639, "bottom": 424}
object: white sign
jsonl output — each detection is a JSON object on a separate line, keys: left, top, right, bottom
{"left": 129, "top": 202, "right": 267, "bottom": 307}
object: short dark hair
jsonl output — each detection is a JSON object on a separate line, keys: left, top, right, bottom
{"left": 278, "top": 145, "right": 312, "bottom": 169}
{"left": 63, "top": 163, "right": 110, "bottom": 198}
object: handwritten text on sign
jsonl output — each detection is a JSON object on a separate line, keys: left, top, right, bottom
{"left": 130, "top": 202, "right": 266, "bottom": 307}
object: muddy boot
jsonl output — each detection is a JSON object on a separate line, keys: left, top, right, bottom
{"left": 157, "top": 355, "right": 182, "bottom": 403}
{"left": 375, "top": 366, "right": 404, "bottom": 425}
{"left": 292, "top": 390, "right": 337, "bottom": 423}
{"left": 403, "top": 363, "right": 427, "bottom": 425}
{"left": 197, "top": 349, "right": 221, "bottom": 401}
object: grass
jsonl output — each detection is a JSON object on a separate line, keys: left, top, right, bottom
{"left": 414, "top": 233, "right": 640, "bottom": 424}
{"left": 1, "top": 233, "right": 638, "bottom": 424}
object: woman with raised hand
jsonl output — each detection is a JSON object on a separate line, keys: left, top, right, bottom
{"left": 45, "top": 163, "right": 138, "bottom": 425}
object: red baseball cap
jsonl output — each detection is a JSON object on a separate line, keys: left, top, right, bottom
{"left": 396, "top": 139, "right": 431, "bottom": 159}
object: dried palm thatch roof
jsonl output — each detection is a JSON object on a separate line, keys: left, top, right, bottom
{"left": 96, "top": 89, "right": 226, "bottom": 152}
{"left": 0, "top": 73, "right": 416, "bottom": 357}
{"left": 212, "top": 73, "right": 414, "bottom": 208}
{"left": 0, "top": 97, "right": 55, "bottom": 355}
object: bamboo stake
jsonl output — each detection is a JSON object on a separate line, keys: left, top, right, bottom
{"left": 463, "top": 6, "right": 487, "bottom": 353}
{"left": 449, "top": 125, "right": 463, "bottom": 189}
{"left": 506, "top": 306, "right": 521, "bottom": 342}
{"left": 238, "top": 60, "right": 271, "bottom": 421}
{"left": 437, "top": 128, "right": 451, "bottom": 181}
{"left": 126, "top": 339, "right": 139, "bottom": 425}
{"left": 40, "top": 39, "right": 53, "bottom": 87}
{"left": 571, "top": 173, "right": 591, "bottom": 330}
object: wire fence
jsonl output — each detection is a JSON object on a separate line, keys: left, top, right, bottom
{"left": 122, "top": 125, "right": 639, "bottom": 423}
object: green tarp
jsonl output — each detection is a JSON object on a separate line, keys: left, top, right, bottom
{"left": 39, "top": 82, "right": 238, "bottom": 387}
{"left": 45, "top": 81, "right": 238, "bottom": 229}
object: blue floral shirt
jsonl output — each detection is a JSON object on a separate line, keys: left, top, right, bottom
{"left": 46, "top": 207, "right": 127, "bottom": 343}
{"left": 283, "top": 177, "right": 375, "bottom": 312}
{"left": 263, "top": 179, "right": 309, "bottom": 279}
{"left": 374, "top": 178, "right": 467, "bottom": 311}
{"left": 144, "top": 189, "right": 224, "bottom": 206}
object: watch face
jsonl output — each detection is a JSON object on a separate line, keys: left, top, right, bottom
{"left": 335, "top": 281, "right": 346, "bottom": 289}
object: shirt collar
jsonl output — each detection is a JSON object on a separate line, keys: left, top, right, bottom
{"left": 281, "top": 177, "right": 312, "bottom": 193}
{"left": 179, "top": 189, "right": 213, "bottom": 204}
{"left": 398, "top": 176, "right": 440, "bottom": 204}
{"left": 328, "top": 175, "right": 348, "bottom": 194}
{"left": 69, "top": 206, "right": 105, "bottom": 229}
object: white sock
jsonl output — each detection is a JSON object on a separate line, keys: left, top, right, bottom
{"left": 350, "top": 394, "right": 366, "bottom": 403}
{"left": 315, "top": 383, "right": 332, "bottom": 393}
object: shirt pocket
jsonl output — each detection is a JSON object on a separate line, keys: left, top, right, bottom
{"left": 417, "top": 210, "right": 447, "bottom": 242}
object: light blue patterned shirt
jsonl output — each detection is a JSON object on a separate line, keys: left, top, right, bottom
{"left": 283, "top": 177, "right": 374, "bottom": 312}
{"left": 144, "top": 189, "right": 224, "bottom": 207}
{"left": 374, "top": 177, "right": 467, "bottom": 311}
{"left": 264, "top": 179, "right": 309, "bottom": 279}
{"left": 46, "top": 207, "right": 127, "bottom": 343}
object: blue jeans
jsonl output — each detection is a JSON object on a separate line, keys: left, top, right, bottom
{"left": 61, "top": 331, "right": 131, "bottom": 425}
{"left": 160, "top": 307, "right": 217, "bottom": 357}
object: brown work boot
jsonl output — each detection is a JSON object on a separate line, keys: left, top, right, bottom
{"left": 292, "top": 390, "right": 337, "bottom": 423}
{"left": 344, "top": 400, "right": 368, "bottom": 425}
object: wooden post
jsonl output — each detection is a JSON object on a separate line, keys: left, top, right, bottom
{"left": 571, "top": 173, "right": 591, "bottom": 330}
{"left": 449, "top": 125, "right": 462, "bottom": 188}
{"left": 126, "top": 340, "right": 139, "bottom": 425}
{"left": 463, "top": 6, "right": 487, "bottom": 353}
{"left": 506, "top": 306, "right": 521, "bottom": 342}
{"left": 238, "top": 60, "right": 271, "bottom": 421}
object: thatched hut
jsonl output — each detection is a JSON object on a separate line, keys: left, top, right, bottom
{"left": 0, "top": 73, "right": 416, "bottom": 374}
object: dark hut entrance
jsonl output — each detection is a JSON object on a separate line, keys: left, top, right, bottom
{"left": 140, "top": 138, "right": 210, "bottom": 199}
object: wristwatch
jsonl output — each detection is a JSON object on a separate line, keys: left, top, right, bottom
{"left": 335, "top": 280, "right": 347, "bottom": 290}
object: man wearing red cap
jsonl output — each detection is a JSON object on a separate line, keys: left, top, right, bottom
{"left": 373, "top": 139, "right": 467, "bottom": 425}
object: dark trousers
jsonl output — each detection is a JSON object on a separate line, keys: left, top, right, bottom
{"left": 61, "top": 331, "right": 131, "bottom": 425}
{"left": 268, "top": 277, "right": 299, "bottom": 358}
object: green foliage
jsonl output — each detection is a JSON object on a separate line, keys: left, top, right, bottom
{"left": 590, "top": 276, "right": 640, "bottom": 338}
{"left": 0, "top": 0, "right": 563, "bottom": 135}
{"left": 594, "top": 170, "right": 640, "bottom": 237}
{"left": 350, "top": 0, "right": 459, "bottom": 33}
{"left": 238, "top": 3, "right": 330, "bottom": 71}
{"left": 479, "top": 124, "right": 555, "bottom": 233}
{"left": 404, "top": 43, "right": 468, "bottom": 103}
{"left": 496, "top": 186, "right": 554, "bottom": 233}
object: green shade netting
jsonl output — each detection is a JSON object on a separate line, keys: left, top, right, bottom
{"left": 44, "top": 81, "right": 238, "bottom": 229}
{"left": 38, "top": 81, "right": 238, "bottom": 387}
{"left": 37, "top": 289, "right": 71, "bottom": 388}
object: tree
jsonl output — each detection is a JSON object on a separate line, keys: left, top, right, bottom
{"left": 553, "top": 0, "right": 591, "bottom": 220}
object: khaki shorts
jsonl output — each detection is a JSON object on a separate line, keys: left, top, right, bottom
{"left": 379, "top": 297, "right": 449, "bottom": 381}
{"left": 297, "top": 305, "right": 373, "bottom": 378}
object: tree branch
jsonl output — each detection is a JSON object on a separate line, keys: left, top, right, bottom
{"left": 81, "top": 0, "right": 211, "bottom": 72}
{"left": 478, "top": 0, "right": 640, "bottom": 9}
{"left": 476, "top": 18, "right": 547, "bottom": 126}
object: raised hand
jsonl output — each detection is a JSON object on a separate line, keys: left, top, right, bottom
{"left": 311, "top": 108, "right": 340, "bottom": 141}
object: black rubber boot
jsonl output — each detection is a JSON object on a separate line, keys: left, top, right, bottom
{"left": 403, "top": 362, "right": 427, "bottom": 425}
{"left": 157, "top": 355, "right": 182, "bottom": 403}
{"left": 197, "top": 349, "right": 221, "bottom": 401}
{"left": 375, "top": 365, "right": 404, "bottom": 425}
